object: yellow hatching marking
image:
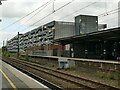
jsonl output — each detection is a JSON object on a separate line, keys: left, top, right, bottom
{"left": 0, "top": 69, "right": 17, "bottom": 90}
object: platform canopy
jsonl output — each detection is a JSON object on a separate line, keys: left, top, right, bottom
{"left": 54, "top": 27, "right": 120, "bottom": 44}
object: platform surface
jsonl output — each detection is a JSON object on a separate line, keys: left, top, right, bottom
{"left": 0, "top": 59, "right": 50, "bottom": 90}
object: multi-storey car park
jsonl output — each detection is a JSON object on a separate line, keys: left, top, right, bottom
{"left": 6, "top": 34, "right": 22, "bottom": 52}
{"left": 7, "top": 21, "right": 75, "bottom": 56}
{"left": 6, "top": 14, "right": 120, "bottom": 60}
{"left": 55, "top": 15, "right": 120, "bottom": 60}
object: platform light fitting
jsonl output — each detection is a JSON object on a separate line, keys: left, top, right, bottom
{"left": 0, "top": 0, "right": 7, "bottom": 5}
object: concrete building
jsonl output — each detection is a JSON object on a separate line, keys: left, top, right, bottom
{"left": 6, "top": 15, "right": 99, "bottom": 56}
{"left": 29, "top": 21, "right": 75, "bottom": 56}
{"left": 7, "top": 34, "right": 22, "bottom": 52}
{"left": 55, "top": 14, "right": 120, "bottom": 60}
{"left": 7, "top": 21, "right": 75, "bottom": 56}
{"left": 54, "top": 21, "right": 75, "bottom": 40}
{"left": 7, "top": 14, "right": 120, "bottom": 60}
{"left": 19, "top": 21, "right": 75, "bottom": 49}
{"left": 58, "top": 15, "right": 99, "bottom": 57}
{"left": 75, "top": 15, "right": 98, "bottom": 35}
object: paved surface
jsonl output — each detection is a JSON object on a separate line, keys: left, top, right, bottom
{"left": 0, "top": 59, "right": 50, "bottom": 90}
{"left": 23, "top": 54, "right": 120, "bottom": 64}
{"left": 2, "top": 73, "right": 12, "bottom": 89}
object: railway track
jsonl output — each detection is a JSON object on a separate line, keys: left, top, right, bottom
{"left": 2, "top": 57, "right": 120, "bottom": 90}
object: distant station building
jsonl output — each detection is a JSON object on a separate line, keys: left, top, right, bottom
{"left": 6, "top": 14, "right": 120, "bottom": 60}
{"left": 75, "top": 15, "right": 98, "bottom": 35}
{"left": 55, "top": 15, "right": 120, "bottom": 60}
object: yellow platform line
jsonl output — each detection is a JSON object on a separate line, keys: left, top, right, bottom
{"left": 0, "top": 69, "right": 17, "bottom": 90}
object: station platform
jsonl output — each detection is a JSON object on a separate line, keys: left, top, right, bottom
{"left": 0, "top": 59, "right": 50, "bottom": 90}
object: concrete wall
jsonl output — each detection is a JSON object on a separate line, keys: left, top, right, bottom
{"left": 54, "top": 21, "right": 75, "bottom": 40}
{"left": 7, "top": 34, "right": 22, "bottom": 52}
{"left": 75, "top": 15, "right": 98, "bottom": 35}
{"left": 25, "top": 44, "right": 64, "bottom": 56}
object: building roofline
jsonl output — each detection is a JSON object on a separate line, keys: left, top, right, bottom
{"left": 54, "top": 27, "right": 120, "bottom": 44}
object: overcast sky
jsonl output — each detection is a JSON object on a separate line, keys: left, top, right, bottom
{"left": 0, "top": 0, "right": 120, "bottom": 47}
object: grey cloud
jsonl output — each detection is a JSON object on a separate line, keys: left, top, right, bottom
{"left": 2, "top": 2, "right": 38, "bottom": 18}
{"left": 1, "top": 1, "right": 119, "bottom": 28}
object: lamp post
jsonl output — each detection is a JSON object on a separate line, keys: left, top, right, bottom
{"left": 17, "top": 32, "right": 20, "bottom": 58}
